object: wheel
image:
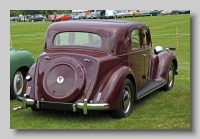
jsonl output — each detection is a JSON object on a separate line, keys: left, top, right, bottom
{"left": 163, "top": 62, "right": 175, "bottom": 91}
{"left": 111, "top": 79, "right": 134, "bottom": 118}
{"left": 10, "top": 70, "right": 25, "bottom": 99}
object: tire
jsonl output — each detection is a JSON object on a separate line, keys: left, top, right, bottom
{"left": 111, "top": 78, "right": 134, "bottom": 118}
{"left": 163, "top": 62, "right": 175, "bottom": 91}
{"left": 10, "top": 70, "right": 25, "bottom": 99}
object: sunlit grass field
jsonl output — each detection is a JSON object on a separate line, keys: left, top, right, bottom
{"left": 10, "top": 14, "right": 190, "bottom": 129}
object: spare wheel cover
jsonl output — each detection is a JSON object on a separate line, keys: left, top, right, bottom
{"left": 43, "top": 57, "right": 85, "bottom": 102}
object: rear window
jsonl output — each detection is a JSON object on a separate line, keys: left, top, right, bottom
{"left": 53, "top": 32, "right": 102, "bottom": 48}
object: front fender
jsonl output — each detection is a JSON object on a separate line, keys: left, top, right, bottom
{"left": 92, "top": 65, "right": 131, "bottom": 110}
{"left": 10, "top": 50, "right": 35, "bottom": 85}
{"left": 151, "top": 51, "right": 178, "bottom": 82}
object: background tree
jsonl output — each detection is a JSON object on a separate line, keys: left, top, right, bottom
{"left": 10, "top": 10, "right": 72, "bottom": 17}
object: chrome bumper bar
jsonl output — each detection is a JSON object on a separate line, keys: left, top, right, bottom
{"left": 13, "top": 95, "right": 109, "bottom": 114}
{"left": 74, "top": 99, "right": 109, "bottom": 114}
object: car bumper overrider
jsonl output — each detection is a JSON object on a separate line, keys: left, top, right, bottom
{"left": 13, "top": 94, "right": 109, "bottom": 114}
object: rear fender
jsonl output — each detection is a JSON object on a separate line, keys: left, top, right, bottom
{"left": 92, "top": 66, "right": 131, "bottom": 110}
{"left": 21, "top": 63, "right": 36, "bottom": 98}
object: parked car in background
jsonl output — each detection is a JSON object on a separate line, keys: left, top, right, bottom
{"left": 161, "top": 10, "right": 178, "bottom": 15}
{"left": 27, "top": 14, "right": 44, "bottom": 22}
{"left": 13, "top": 20, "right": 178, "bottom": 119}
{"left": 74, "top": 12, "right": 87, "bottom": 19}
{"left": 10, "top": 17, "right": 20, "bottom": 22}
{"left": 69, "top": 13, "right": 78, "bottom": 20}
{"left": 113, "top": 10, "right": 126, "bottom": 18}
{"left": 105, "top": 10, "right": 117, "bottom": 19}
{"left": 124, "top": 10, "right": 142, "bottom": 17}
{"left": 50, "top": 14, "right": 71, "bottom": 22}
{"left": 86, "top": 12, "right": 93, "bottom": 19}
{"left": 10, "top": 46, "right": 35, "bottom": 99}
{"left": 141, "top": 10, "right": 160, "bottom": 16}
{"left": 90, "top": 11, "right": 100, "bottom": 19}
{"left": 178, "top": 10, "right": 190, "bottom": 14}
{"left": 19, "top": 15, "right": 27, "bottom": 22}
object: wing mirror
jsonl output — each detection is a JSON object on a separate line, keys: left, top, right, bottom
{"left": 166, "top": 46, "right": 176, "bottom": 52}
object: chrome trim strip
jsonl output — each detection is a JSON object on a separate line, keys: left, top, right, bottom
{"left": 76, "top": 103, "right": 109, "bottom": 111}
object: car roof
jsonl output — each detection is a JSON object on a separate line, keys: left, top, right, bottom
{"left": 45, "top": 19, "right": 147, "bottom": 55}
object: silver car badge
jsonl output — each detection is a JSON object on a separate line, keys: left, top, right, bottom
{"left": 57, "top": 76, "right": 64, "bottom": 83}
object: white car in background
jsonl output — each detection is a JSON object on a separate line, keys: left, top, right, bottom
{"left": 105, "top": 10, "right": 117, "bottom": 19}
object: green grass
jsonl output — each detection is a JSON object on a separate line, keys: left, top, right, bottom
{"left": 10, "top": 14, "right": 190, "bottom": 129}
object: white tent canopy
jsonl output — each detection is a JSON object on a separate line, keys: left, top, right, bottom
{"left": 72, "top": 10, "right": 90, "bottom": 13}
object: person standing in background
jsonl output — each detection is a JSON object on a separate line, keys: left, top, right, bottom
{"left": 53, "top": 12, "right": 57, "bottom": 22}
{"left": 45, "top": 11, "right": 49, "bottom": 22}
{"left": 100, "top": 10, "right": 106, "bottom": 19}
{"left": 102, "top": 10, "right": 106, "bottom": 19}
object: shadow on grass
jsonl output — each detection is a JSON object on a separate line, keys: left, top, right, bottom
{"left": 17, "top": 89, "right": 164, "bottom": 119}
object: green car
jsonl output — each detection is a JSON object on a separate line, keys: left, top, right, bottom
{"left": 141, "top": 10, "right": 160, "bottom": 16}
{"left": 10, "top": 46, "right": 35, "bottom": 99}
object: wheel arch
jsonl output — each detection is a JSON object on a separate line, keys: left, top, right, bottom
{"left": 172, "top": 58, "right": 178, "bottom": 72}
{"left": 91, "top": 66, "right": 130, "bottom": 109}
{"left": 92, "top": 66, "right": 136, "bottom": 110}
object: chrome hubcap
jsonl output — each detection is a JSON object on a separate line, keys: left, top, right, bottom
{"left": 122, "top": 86, "right": 131, "bottom": 113}
{"left": 13, "top": 71, "right": 23, "bottom": 95}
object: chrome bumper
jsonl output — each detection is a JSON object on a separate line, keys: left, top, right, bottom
{"left": 13, "top": 95, "right": 109, "bottom": 115}
{"left": 74, "top": 99, "right": 109, "bottom": 114}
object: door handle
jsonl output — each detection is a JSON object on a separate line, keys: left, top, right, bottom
{"left": 142, "top": 54, "right": 146, "bottom": 56}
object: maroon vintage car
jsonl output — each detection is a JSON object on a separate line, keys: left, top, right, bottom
{"left": 13, "top": 19, "right": 178, "bottom": 118}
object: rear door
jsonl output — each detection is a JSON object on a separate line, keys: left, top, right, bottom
{"left": 127, "top": 28, "right": 145, "bottom": 92}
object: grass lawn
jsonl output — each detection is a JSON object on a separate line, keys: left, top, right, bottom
{"left": 10, "top": 14, "right": 190, "bottom": 129}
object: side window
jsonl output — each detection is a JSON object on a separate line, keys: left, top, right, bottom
{"left": 143, "top": 28, "right": 151, "bottom": 47}
{"left": 131, "top": 29, "right": 141, "bottom": 50}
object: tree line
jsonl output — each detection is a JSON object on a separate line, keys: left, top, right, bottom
{"left": 10, "top": 10, "right": 72, "bottom": 17}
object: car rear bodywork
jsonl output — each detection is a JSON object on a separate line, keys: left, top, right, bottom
{"left": 13, "top": 20, "right": 178, "bottom": 118}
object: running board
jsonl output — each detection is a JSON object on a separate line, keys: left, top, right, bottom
{"left": 137, "top": 81, "right": 164, "bottom": 99}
